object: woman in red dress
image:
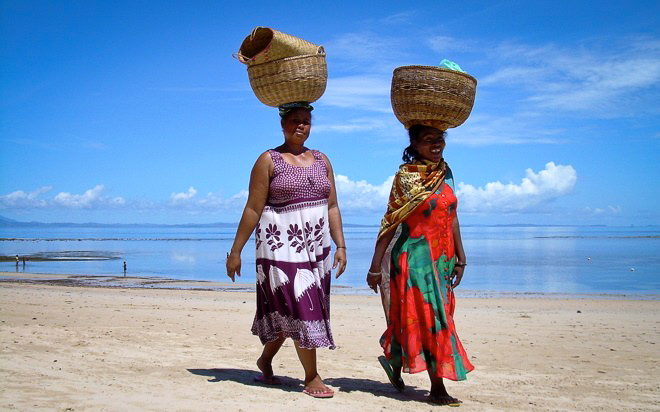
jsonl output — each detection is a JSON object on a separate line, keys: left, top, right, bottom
{"left": 366, "top": 124, "right": 473, "bottom": 406}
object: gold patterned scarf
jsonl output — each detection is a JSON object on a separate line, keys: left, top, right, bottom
{"left": 377, "top": 159, "right": 447, "bottom": 240}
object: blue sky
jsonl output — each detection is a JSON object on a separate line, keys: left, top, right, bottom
{"left": 1, "top": 0, "right": 659, "bottom": 225}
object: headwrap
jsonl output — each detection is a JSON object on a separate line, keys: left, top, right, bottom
{"left": 278, "top": 102, "right": 314, "bottom": 118}
{"left": 377, "top": 159, "right": 448, "bottom": 241}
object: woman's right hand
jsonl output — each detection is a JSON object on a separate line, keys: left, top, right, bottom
{"left": 366, "top": 270, "right": 382, "bottom": 294}
{"left": 226, "top": 251, "right": 241, "bottom": 282}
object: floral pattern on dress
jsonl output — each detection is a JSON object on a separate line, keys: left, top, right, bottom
{"left": 304, "top": 221, "right": 315, "bottom": 252}
{"left": 255, "top": 223, "right": 263, "bottom": 249}
{"left": 265, "top": 223, "right": 283, "bottom": 251}
{"left": 252, "top": 149, "right": 335, "bottom": 350}
{"left": 287, "top": 223, "right": 305, "bottom": 253}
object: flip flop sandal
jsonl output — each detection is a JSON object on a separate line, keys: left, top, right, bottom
{"left": 302, "top": 387, "right": 334, "bottom": 398}
{"left": 378, "top": 356, "right": 405, "bottom": 392}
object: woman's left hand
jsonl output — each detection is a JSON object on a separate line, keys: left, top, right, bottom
{"left": 451, "top": 265, "right": 465, "bottom": 289}
{"left": 333, "top": 248, "right": 347, "bottom": 278}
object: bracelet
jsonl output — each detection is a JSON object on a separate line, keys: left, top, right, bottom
{"left": 367, "top": 270, "right": 381, "bottom": 277}
{"left": 336, "top": 246, "right": 346, "bottom": 249}
{"left": 455, "top": 262, "right": 467, "bottom": 267}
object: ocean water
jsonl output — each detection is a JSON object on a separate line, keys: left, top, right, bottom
{"left": 1, "top": 225, "right": 658, "bottom": 296}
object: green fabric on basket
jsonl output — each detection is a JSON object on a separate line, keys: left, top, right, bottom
{"left": 439, "top": 59, "right": 465, "bottom": 73}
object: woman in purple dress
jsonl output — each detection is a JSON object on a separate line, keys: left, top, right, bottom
{"left": 226, "top": 102, "right": 347, "bottom": 398}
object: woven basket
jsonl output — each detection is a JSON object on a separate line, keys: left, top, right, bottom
{"left": 247, "top": 52, "right": 327, "bottom": 107}
{"left": 236, "top": 27, "right": 323, "bottom": 66}
{"left": 391, "top": 66, "right": 477, "bottom": 130}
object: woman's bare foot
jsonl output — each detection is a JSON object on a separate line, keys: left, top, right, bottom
{"left": 429, "top": 378, "right": 461, "bottom": 405}
{"left": 427, "top": 394, "right": 462, "bottom": 406}
{"left": 256, "top": 357, "right": 273, "bottom": 377}
{"left": 255, "top": 357, "right": 281, "bottom": 385}
{"left": 302, "top": 374, "right": 334, "bottom": 398}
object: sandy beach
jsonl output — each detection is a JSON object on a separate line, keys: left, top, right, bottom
{"left": 1, "top": 272, "right": 658, "bottom": 411}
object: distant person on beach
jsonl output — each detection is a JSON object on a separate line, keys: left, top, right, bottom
{"left": 366, "top": 125, "right": 473, "bottom": 406}
{"left": 15, "top": 254, "right": 19, "bottom": 268}
{"left": 226, "top": 102, "right": 347, "bottom": 399}
{"left": 123, "top": 261, "right": 127, "bottom": 276}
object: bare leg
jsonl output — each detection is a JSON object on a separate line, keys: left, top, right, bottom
{"left": 294, "top": 341, "right": 333, "bottom": 396}
{"left": 256, "top": 336, "right": 285, "bottom": 381}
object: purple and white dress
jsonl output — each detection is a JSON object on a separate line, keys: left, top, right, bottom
{"left": 251, "top": 149, "right": 335, "bottom": 349}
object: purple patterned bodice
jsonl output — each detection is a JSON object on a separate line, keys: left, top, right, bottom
{"left": 267, "top": 149, "right": 331, "bottom": 205}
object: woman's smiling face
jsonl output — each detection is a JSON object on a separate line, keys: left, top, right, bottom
{"left": 413, "top": 127, "right": 446, "bottom": 163}
{"left": 282, "top": 108, "right": 311, "bottom": 144}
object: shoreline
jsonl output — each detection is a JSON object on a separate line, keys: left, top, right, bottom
{"left": 1, "top": 271, "right": 658, "bottom": 300}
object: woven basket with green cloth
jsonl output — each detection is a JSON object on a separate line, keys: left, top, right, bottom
{"left": 391, "top": 65, "right": 477, "bottom": 130}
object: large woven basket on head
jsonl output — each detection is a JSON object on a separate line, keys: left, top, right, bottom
{"left": 236, "top": 27, "right": 323, "bottom": 66}
{"left": 247, "top": 51, "right": 327, "bottom": 107}
{"left": 391, "top": 65, "right": 477, "bottom": 130}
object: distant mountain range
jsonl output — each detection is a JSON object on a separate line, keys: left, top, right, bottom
{"left": 0, "top": 216, "right": 238, "bottom": 228}
{"left": 0, "top": 215, "right": 621, "bottom": 228}
{"left": 0, "top": 216, "right": 378, "bottom": 228}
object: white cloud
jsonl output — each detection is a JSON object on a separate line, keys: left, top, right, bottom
{"left": 196, "top": 190, "right": 248, "bottom": 209}
{"left": 230, "top": 190, "right": 249, "bottom": 202}
{"left": 1, "top": 163, "right": 576, "bottom": 216}
{"left": 1, "top": 184, "right": 245, "bottom": 213}
{"left": 326, "top": 33, "right": 406, "bottom": 65}
{"left": 479, "top": 38, "right": 660, "bottom": 116}
{"left": 427, "top": 36, "right": 477, "bottom": 53}
{"left": 449, "top": 113, "right": 567, "bottom": 146}
{"left": 456, "top": 162, "right": 577, "bottom": 213}
{"left": 0, "top": 186, "right": 52, "bottom": 208}
{"left": 314, "top": 117, "right": 392, "bottom": 133}
{"left": 423, "top": 35, "right": 660, "bottom": 146}
{"left": 168, "top": 187, "right": 247, "bottom": 211}
{"left": 582, "top": 205, "right": 622, "bottom": 216}
{"left": 323, "top": 35, "right": 659, "bottom": 147}
{"left": 53, "top": 185, "right": 125, "bottom": 209}
{"left": 322, "top": 75, "right": 392, "bottom": 113}
{"left": 479, "top": 66, "right": 550, "bottom": 86}
{"left": 528, "top": 57, "right": 660, "bottom": 112}
{"left": 379, "top": 11, "right": 417, "bottom": 25}
{"left": 334, "top": 174, "right": 393, "bottom": 212}
{"left": 335, "top": 163, "right": 577, "bottom": 215}
{"left": 170, "top": 187, "right": 198, "bottom": 202}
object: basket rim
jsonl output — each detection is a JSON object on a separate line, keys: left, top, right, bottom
{"left": 392, "top": 65, "right": 477, "bottom": 85}
{"left": 245, "top": 51, "right": 326, "bottom": 68}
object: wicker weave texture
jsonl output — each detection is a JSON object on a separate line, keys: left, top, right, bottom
{"left": 247, "top": 53, "right": 327, "bottom": 107}
{"left": 237, "top": 27, "right": 322, "bottom": 66}
{"left": 391, "top": 66, "right": 477, "bottom": 130}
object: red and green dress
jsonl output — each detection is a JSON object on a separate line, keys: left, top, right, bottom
{"left": 380, "top": 171, "right": 474, "bottom": 381}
